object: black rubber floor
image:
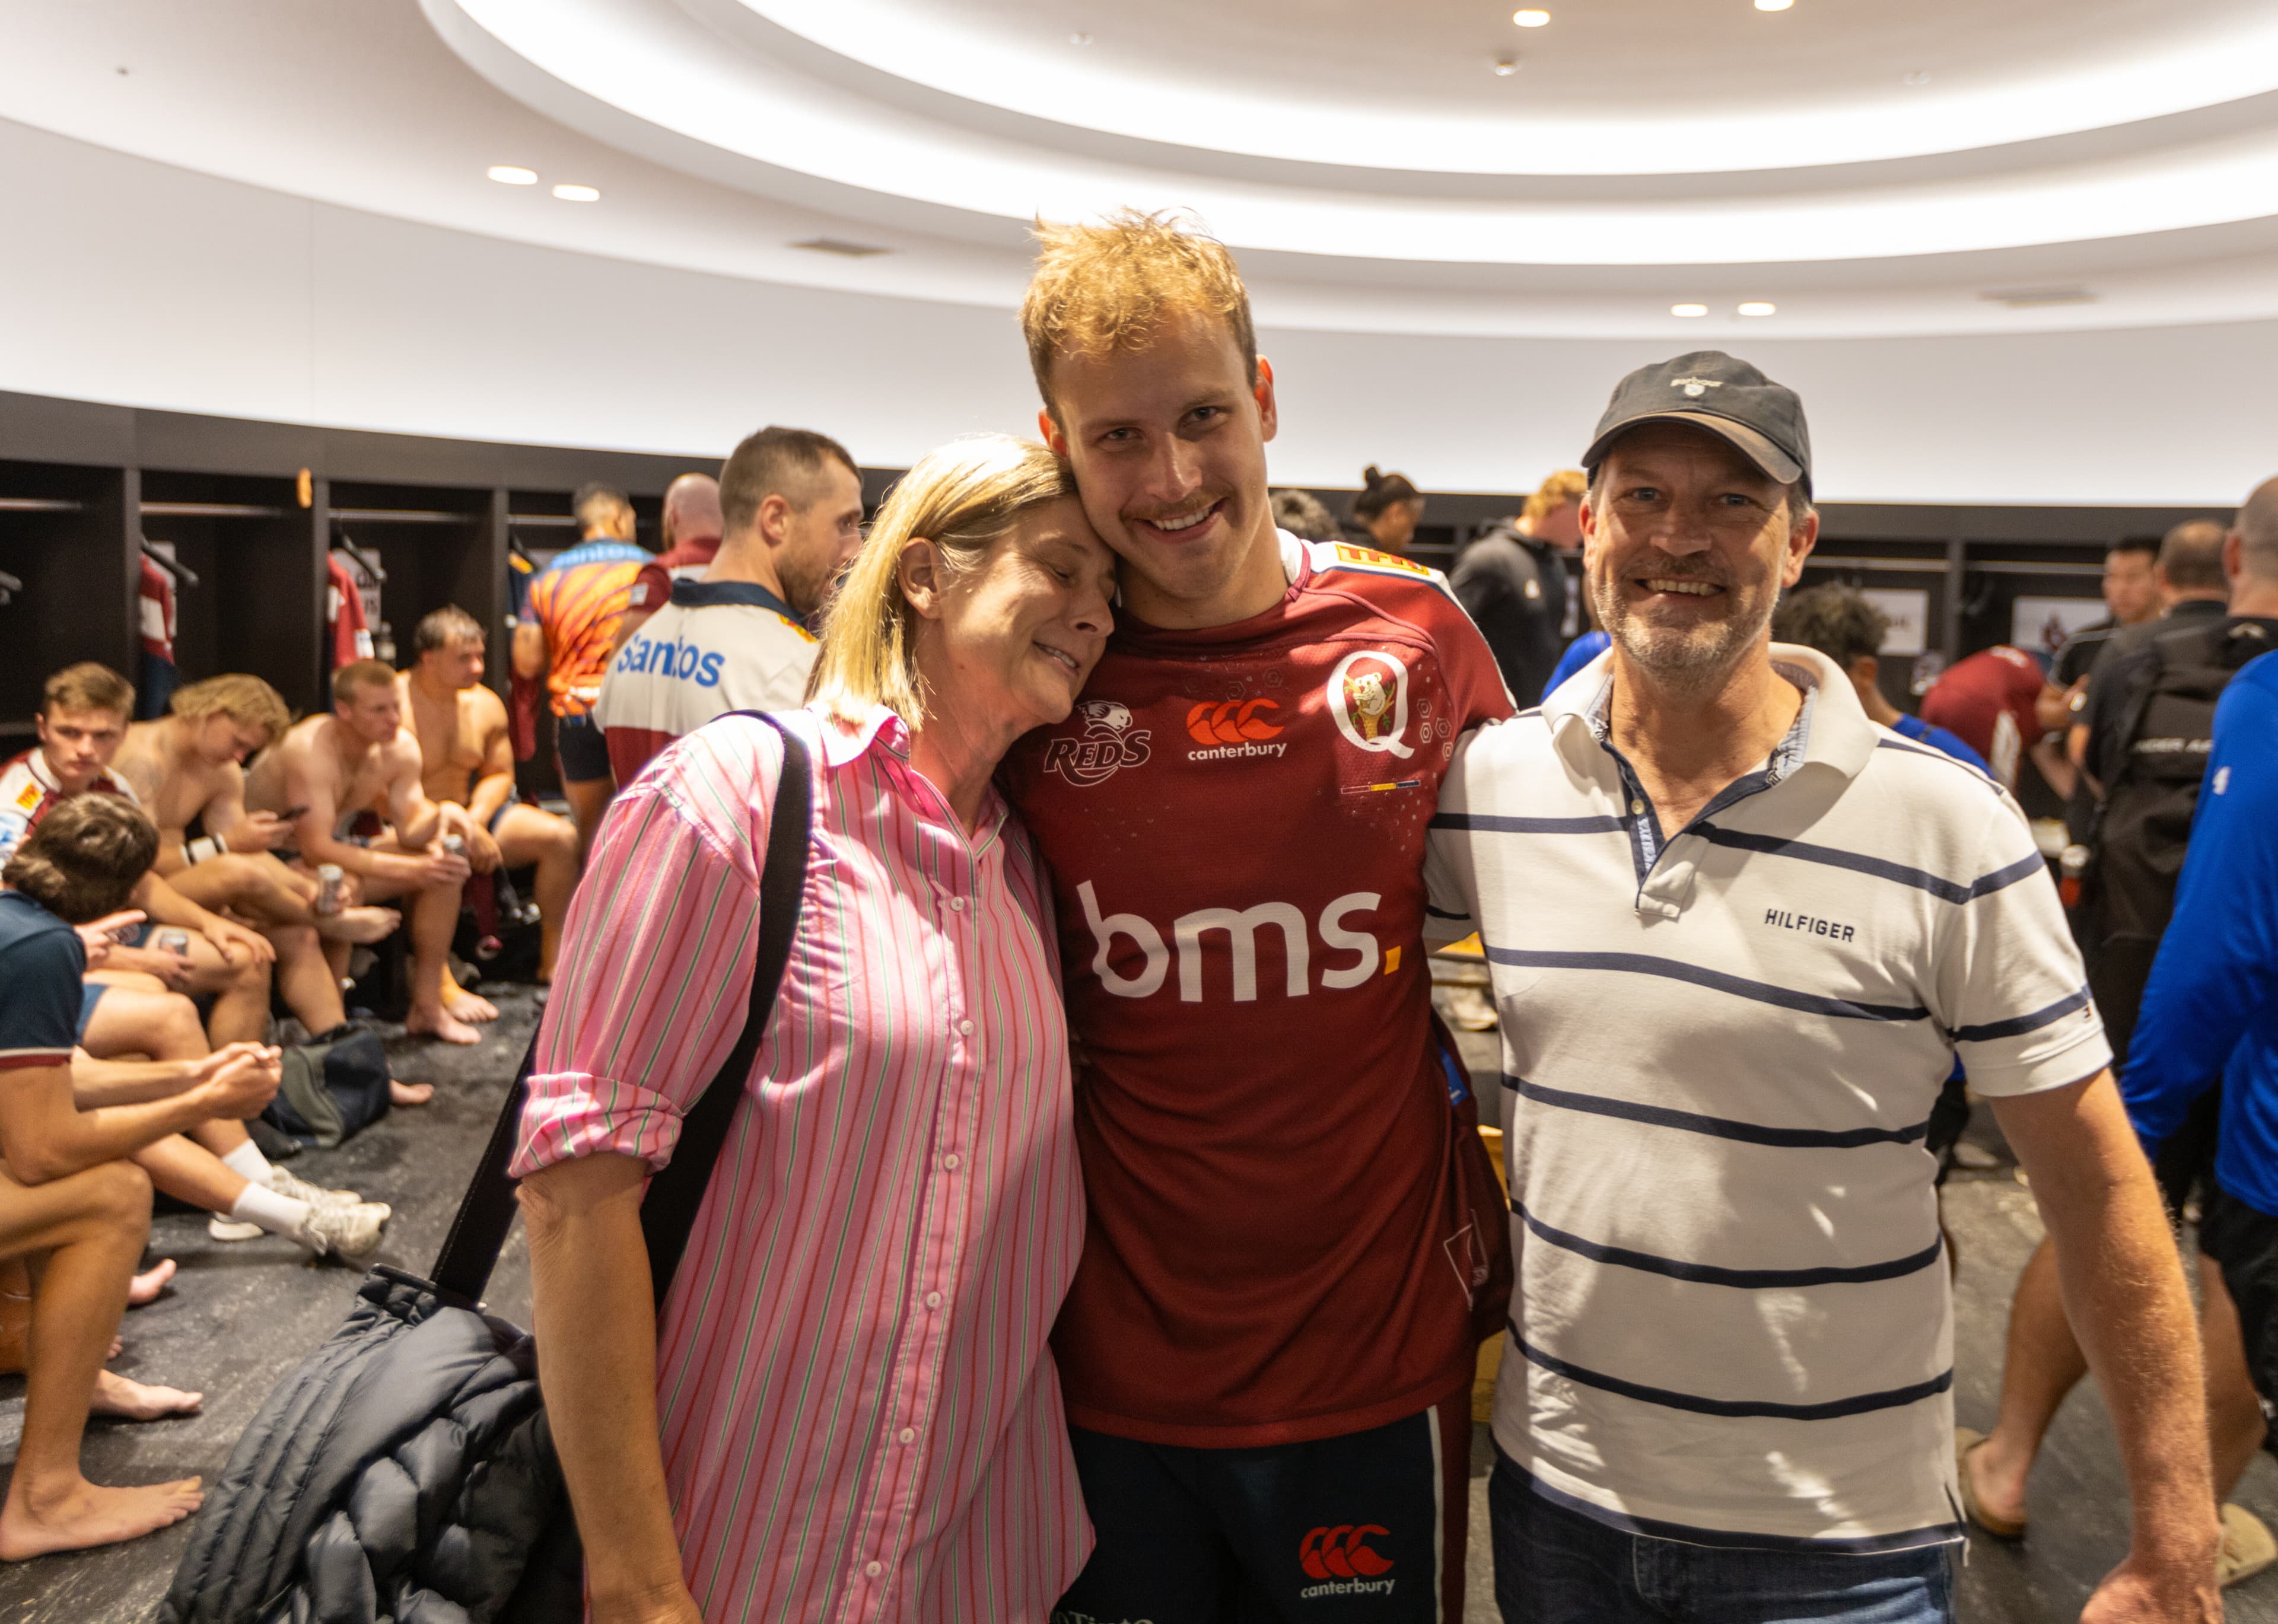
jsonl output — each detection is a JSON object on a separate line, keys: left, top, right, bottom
{"left": 4, "top": 991, "right": 2271, "bottom": 1621}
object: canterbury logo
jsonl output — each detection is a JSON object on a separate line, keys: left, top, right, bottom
{"left": 1186, "top": 699, "right": 1284, "bottom": 746}
{"left": 1300, "top": 1524, "right": 1393, "bottom": 1580}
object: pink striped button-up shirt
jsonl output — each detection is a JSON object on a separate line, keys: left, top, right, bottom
{"left": 511, "top": 704, "right": 1090, "bottom": 1623}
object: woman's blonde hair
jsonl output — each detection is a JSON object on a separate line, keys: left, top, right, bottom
{"left": 809, "top": 434, "right": 1077, "bottom": 728}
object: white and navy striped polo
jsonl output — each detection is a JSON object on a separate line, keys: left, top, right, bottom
{"left": 1426, "top": 642, "right": 2108, "bottom": 1552}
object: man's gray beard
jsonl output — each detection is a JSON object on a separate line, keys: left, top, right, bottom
{"left": 1594, "top": 578, "right": 1771, "bottom": 697}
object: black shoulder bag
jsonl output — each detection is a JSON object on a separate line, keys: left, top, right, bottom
{"left": 162, "top": 716, "right": 813, "bottom": 1624}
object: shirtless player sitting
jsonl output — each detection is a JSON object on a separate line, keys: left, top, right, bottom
{"left": 397, "top": 607, "right": 578, "bottom": 983}
{"left": 247, "top": 660, "right": 484, "bottom": 1045}
{"left": 112, "top": 674, "right": 403, "bottom": 1044}
{"left": 0, "top": 664, "right": 276, "bottom": 1053}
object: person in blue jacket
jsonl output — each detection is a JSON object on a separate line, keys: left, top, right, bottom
{"left": 2127, "top": 642, "right": 2278, "bottom": 1426}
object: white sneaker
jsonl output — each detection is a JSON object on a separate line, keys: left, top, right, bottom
{"left": 1440, "top": 985, "right": 1500, "bottom": 1033}
{"left": 292, "top": 1201, "right": 390, "bottom": 1262}
{"left": 266, "top": 1167, "right": 374, "bottom": 1211}
{"left": 207, "top": 1215, "right": 264, "bottom": 1241}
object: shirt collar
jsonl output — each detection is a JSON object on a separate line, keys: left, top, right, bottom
{"left": 809, "top": 701, "right": 1011, "bottom": 844}
{"left": 1545, "top": 640, "right": 1878, "bottom": 784}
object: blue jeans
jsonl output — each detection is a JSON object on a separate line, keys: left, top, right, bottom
{"left": 1490, "top": 1451, "right": 1956, "bottom": 1624}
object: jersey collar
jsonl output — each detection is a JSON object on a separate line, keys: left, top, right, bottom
{"left": 669, "top": 577, "right": 800, "bottom": 620}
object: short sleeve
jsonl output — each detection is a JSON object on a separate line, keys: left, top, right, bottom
{"left": 0, "top": 921, "right": 87, "bottom": 1068}
{"left": 626, "top": 562, "right": 671, "bottom": 613}
{"left": 1423, "top": 731, "right": 1484, "bottom": 946}
{"left": 509, "top": 722, "right": 786, "bottom": 1177}
{"left": 1428, "top": 579, "right": 1520, "bottom": 727}
{"left": 1930, "top": 792, "right": 2111, "bottom": 1096}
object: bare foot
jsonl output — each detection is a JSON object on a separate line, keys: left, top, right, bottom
{"left": 390, "top": 1079, "right": 435, "bottom": 1106}
{"left": 443, "top": 988, "right": 499, "bottom": 1024}
{"left": 128, "top": 1259, "right": 176, "bottom": 1306}
{"left": 405, "top": 1007, "right": 482, "bottom": 1046}
{"left": 91, "top": 1369, "right": 202, "bottom": 1421}
{"left": 0, "top": 1476, "right": 203, "bottom": 1561}
{"left": 315, "top": 906, "right": 400, "bottom": 945}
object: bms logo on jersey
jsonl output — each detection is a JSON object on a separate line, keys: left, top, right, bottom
{"left": 1043, "top": 700, "right": 1152, "bottom": 788}
{"left": 1077, "top": 881, "right": 1395, "bottom": 1002}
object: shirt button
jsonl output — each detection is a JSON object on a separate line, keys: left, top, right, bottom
{"left": 943, "top": 1154, "right": 961, "bottom": 1171}
{"left": 924, "top": 1290, "right": 943, "bottom": 1309}
{"left": 864, "top": 1561, "right": 883, "bottom": 1579}
{"left": 957, "top": 1018, "right": 974, "bottom": 1036}
{"left": 1629, "top": 799, "right": 1644, "bottom": 816}
{"left": 898, "top": 1427, "right": 917, "bottom": 1444}
{"left": 948, "top": 896, "right": 965, "bottom": 912}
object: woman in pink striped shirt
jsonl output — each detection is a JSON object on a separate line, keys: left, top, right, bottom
{"left": 514, "top": 435, "right": 1117, "bottom": 1624}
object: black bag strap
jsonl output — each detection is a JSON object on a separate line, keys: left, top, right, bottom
{"left": 430, "top": 714, "right": 814, "bottom": 1309}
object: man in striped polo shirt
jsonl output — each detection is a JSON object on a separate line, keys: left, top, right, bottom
{"left": 1426, "top": 352, "right": 2218, "bottom": 1623}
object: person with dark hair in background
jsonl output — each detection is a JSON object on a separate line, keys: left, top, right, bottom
{"left": 596, "top": 427, "right": 860, "bottom": 784}
{"left": 1268, "top": 487, "right": 1340, "bottom": 543}
{"left": 1453, "top": 469, "right": 1589, "bottom": 704}
{"left": 2075, "top": 518, "right": 2235, "bottom": 798}
{"left": 1964, "top": 485, "right": 2278, "bottom": 1587}
{"left": 1773, "top": 584, "right": 1987, "bottom": 772}
{"left": 2032, "top": 536, "right": 2166, "bottom": 860}
{"left": 399, "top": 606, "right": 581, "bottom": 983}
{"left": 1342, "top": 464, "right": 1424, "bottom": 555}
{"left": 612, "top": 473, "right": 726, "bottom": 656}
{"left": 513, "top": 482, "right": 648, "bottom": 855}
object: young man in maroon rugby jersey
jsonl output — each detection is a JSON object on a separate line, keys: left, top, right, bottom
{"left": 999, "top": 210, "right": 1514, "bottom": 1623}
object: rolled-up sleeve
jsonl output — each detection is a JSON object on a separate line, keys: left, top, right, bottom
{"left": 510, "top": 762, "right": 766, "bottom": 1177}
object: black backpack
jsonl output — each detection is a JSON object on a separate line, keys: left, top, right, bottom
{"left": 2086, "top": 614, "right": 2277, "bottom": 1056}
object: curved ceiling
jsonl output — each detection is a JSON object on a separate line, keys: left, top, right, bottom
{"left": 7, "top": 0, "right": 2278, "bottom": 340}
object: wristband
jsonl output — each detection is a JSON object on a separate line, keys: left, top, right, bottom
{"left": 186, "top": 836, "right": 225, "bottom": 865}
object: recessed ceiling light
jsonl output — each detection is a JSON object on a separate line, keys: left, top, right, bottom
{"left": 1903, "top": 71, "right": 1932, "bottom": 85}
{"left": 1070, "top": 31, "right": 1093, "bottom": 45}
{"left": 1671, "top": 303, "right": 1708, "bottom": 318}
{"left": 1738, "top": 301, "right": 1777, "bottom": 316}
{"left": 1512, "top": 9, "right": 1551, "bottom": 27}
{"left": 552, "top": 183, "right": 600, "bottom": 202}
{"left": 1490, "top": 56, "right": 1520, "bottom": 75}
{"left": 1754, "top": 0, "right": 1794, "bottom": 11}
{"left": 487, "top": 165, "right": 538, "bottom": 186}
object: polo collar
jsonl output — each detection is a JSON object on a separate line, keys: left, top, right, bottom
{"left": 1545, "top": 640, "right": 1878, "bottom": 785}
{"left": 670, "top": 577, "right": 798, "bottom": 620}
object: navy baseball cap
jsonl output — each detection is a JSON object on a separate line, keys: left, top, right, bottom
{"left": 1582, "top": 351, "right": 1813, "bottom": 495}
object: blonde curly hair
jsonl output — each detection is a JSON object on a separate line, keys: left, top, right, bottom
{"left": 1020, "top": 208, "right": 1256, "bottom": 421}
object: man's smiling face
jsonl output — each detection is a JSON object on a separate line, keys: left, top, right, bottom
{"left": 1041, "top": 308, "right": 1283, "bottom": 630}
{"left": 1582, "top": 422, "right": 1816, "bottom": 692}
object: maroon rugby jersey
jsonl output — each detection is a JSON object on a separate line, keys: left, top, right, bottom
{"left": 1001, "top": 533, "right": 1515, "bottom": 1447}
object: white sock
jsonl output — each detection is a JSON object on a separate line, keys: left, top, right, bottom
{"left": 220, "top": 1141, "right": 274, "bottom": 1186}
{"left": 228, "top": 1180, "right": 310, "bottom": 1237}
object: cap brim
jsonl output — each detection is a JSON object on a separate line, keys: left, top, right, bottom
{"left": 1583, "top": 410, "right": 1805, "bottom": 487}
